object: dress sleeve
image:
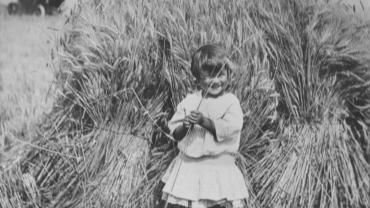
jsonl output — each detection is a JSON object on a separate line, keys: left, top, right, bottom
{"left": 167, "top": 98, "right": 187, "bottom": 140}
{"left": 213, "top": 96, "right": 243, "bottom": 142}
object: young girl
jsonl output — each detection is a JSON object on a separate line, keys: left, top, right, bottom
{"left": 161, "top": 44, "right": 249, "bottom": 208}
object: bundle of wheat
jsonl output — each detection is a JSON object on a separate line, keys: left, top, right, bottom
{"left": 250, "top": 0, "right": 370, "bottom": 207}
{"left": 1, "top": 0, "right": 274, "bottom": 207}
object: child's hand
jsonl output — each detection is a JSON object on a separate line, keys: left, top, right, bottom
{"left": 188, "top": 110, "right": 204, "bottom": 125}
{"left": 183, "top": 116, "right": 192, "bottom": 129}
{"left": 183, "top": 111, "right": 204, "bottom": 129}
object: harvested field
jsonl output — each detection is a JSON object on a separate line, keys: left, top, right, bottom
{"left": 0, "top": 12, "right": 63, "bottom": 169}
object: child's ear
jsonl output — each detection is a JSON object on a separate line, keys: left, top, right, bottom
{"left": 192, "top": 76, "right": 200, "bottom": 89}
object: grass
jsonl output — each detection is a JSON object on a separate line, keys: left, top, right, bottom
{"left": 0, "top": 0, "right": 370, "bottom": 208}
{"left": 0, "top": 13, "right": 63, "bottom": 208}
{"left": 0, "top": 14, "right": 63, "bottom": 169}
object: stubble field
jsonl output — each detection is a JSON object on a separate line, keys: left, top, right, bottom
{"left": 0, "top": 10, "right": 63, "bottom": 169}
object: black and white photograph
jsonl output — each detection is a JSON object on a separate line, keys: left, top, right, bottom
{"left": 0, "top": 0, "right": 370, "bottom": 207}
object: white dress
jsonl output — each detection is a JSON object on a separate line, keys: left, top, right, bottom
{"left": 162, "top": 91, "right": 249, "bottom": 208}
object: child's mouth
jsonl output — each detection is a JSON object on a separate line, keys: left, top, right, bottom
{"left": 210, "top": 83, "right": 221, "bottom": 89}
{"left": 208, "top": 84, "right": 222, "bottom": 93}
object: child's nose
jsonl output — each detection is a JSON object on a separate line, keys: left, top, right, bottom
{"left": 212, "top": 77, "right": 221, "bottom": 83}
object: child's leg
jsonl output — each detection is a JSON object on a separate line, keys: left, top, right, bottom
{"left": 156, "top": 181, "right": 189, "bottom": 208}
{"left": 158, "top": 201, "right": 188, "bottom": 208}
{"left": 210, "top": 201, "right": 242, "bottom": 208}
{"left": 167, "top": 204, "right": 188, "bottom": 208}
{"left": 209, "top": 205, "right": 225, "bottom": 208}
{"left": 154, "top": 181, "right": 165, "bottom": 208}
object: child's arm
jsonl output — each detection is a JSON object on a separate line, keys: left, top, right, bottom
{"left": 168, "top": 95, "right": 193, "bottom": 142}
{"left": 187, "top": 111, "right": 217, "bottom": 139}
{"left": 213, "top": 101, "right": 243, "bottom": 142}
{"left": 199, "top": 117, "right": 217, "bottom": 138}
{"left": 172, "top": 124, "right": 189, "bottom": 141}
{"left": 173, "top": 112, "right": 209, "bottom": 141}
{"left": 188, "top": 96, "right": 243, "bottom": 142}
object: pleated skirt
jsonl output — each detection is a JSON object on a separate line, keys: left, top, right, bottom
{"left": 161, "top": 153, "right": 249, "bottom": 208}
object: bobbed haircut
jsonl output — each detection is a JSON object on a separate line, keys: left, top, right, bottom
{"left": 190, "top": 44, "right": 234, "bottom": 80}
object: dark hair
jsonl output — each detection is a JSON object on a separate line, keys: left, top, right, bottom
{"left": 190, "top": 44, "right": 234, "bottom": 80}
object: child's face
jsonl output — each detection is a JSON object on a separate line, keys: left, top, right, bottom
{"left": 198, "top": 67, "right": 229, "bottom": 97}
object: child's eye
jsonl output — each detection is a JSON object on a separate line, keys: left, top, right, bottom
{"left": 199, "top": 67, "right": 227, "bottom": 79}
{"left": 219, "top": 70, "right": 227, "bottom": 76}
{"left": 213, "top": 70, "right": 227, "bottom": 78}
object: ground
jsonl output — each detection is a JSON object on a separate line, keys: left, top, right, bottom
{"left": 0, "top": 6, "right": 63, "bottom": 170}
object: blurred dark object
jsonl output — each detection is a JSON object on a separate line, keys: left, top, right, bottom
{"left": 7, "top": 0, "right": 64, "bottom": 16}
